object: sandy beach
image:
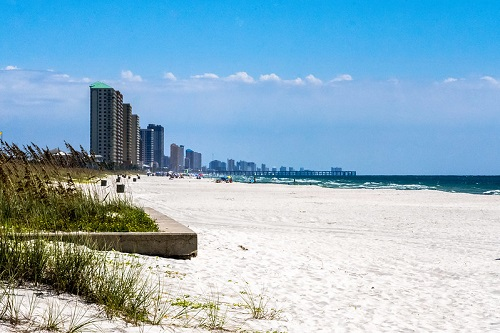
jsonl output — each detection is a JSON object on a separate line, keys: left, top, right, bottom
{"left": 132, "top": 176, "right": 500, "bottom": 332}
{"left": 3, "top": 176, "right": 500, "bottom": 332}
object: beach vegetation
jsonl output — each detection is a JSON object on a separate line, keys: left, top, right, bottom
{"left": 239, "top": 283, "right": 283, "bottom": 320}
{"left": 199, "top": 290, "right": 228, "bottom": 330}
{"left": 0, "top": 282, "right": 103, "bottom": 332}
{"left": 0, "top": 141, "right": 157, "bottom": 233}
{"left": 41, "top": 299, "right": 67, "bottom": 331}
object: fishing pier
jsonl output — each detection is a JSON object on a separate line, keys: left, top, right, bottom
{"left": 206, "top": 170, "right": 356, "bottom": 178}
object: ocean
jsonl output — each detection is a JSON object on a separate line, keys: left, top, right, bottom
{"left": 232, "top": 175, "right": 500, "bottom": 195}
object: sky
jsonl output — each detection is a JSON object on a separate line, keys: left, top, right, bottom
{"left": 1, "top": 0, "right": 500, "bottom": 175}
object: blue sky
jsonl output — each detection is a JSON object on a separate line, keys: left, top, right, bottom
{"left": 1, "top": 0, "right": 500, "bottom": 174}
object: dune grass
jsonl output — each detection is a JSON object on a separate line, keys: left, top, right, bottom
{"left": 0, "top": 142, "right": 165, "bottom": 325}
{"left": 0, "top": 141, "right": 157, "bottom": 233}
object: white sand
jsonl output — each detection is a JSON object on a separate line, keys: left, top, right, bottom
{"left": 3, "top": 177, "right": 500, "bottom": 332}
{"left": 131, "top": 177, "right": 500, "bottom": 332}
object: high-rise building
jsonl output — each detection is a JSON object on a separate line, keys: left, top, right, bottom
{"left": 186, "top": 149, "right": 202, "bottom": 171}
{"left": 122, "top": 104, "right": 139, "bottom": 166}
{"left": 185, "top": 149, "right": 193, "bottom": 170}
{"left": 179, "top": 145, "right": 185, "bottom": 170}
{"left": 147, "top": 124, "right": 164, "bottom": 168}
{"left": 140, "top": 128, "right": 154, "bottom": 167}
{"left": 193, "top": 151, "right": 202, "bottom": 171}
{"left": 130, "top": 114, "right": 140, "bottom": 165}
{"left": 162, "top": 155, "right": 170, "bottom": 169}
{"left": 227, "top": 159, "right": 235, "bottom": 171}
{"left": 169, "top": 143, "right": 185, "bottom": 172}
{"left": 90, "top": 82, "right": 124, "bottom": 164}
{"left": 122, "top": 103, "right": 132, "bottom": 165}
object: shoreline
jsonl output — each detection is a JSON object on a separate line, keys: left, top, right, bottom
{"left": 215, "top": 174, "right": 500, "bottom": 195}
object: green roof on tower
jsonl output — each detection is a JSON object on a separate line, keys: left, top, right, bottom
{"left": 90, "top": 82, "right": 113, "bottom": 89}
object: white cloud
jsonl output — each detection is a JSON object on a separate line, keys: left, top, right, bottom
{"left": 443, "top": 77, "right": 458, "bottom": 83}
{"left": 259, "top": 73, "right": 281, "bottom": 82}
{"left": 331, "top": 74, "right": 353, "bottom": 82}
{"left": 163, "top": 72, "right": 177, "bottom": 81}
{"left": 121, "top": 70, "right": 143, "bottom": 82}
{"left": 4, "top": 65, "right": 18, "bottom": 70}
{"left": 481, "top": 76, "right": 498, "bottom": 85}
{"left": 305, "top": 74, "right": 322, "bottom": 85}
{"left": 52, "top": 74, "right": 70, "bottom": 80}
{"left": 191, "top": 73, "right": 219, "bottom": 79}
{"left": 284, "top": 77, "right": 305, "bottom": 86}
{"left": 225, "top": 71, "right": 255, "bottom": 83}
{"left": 47, "top": 73, "right": 94, "bottom": 84}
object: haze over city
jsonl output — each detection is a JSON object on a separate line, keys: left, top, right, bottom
{"left": 1, "top": 1, "right": 500, "bottom": 175}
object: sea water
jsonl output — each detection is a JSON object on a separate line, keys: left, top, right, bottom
{"left": 233, "top": 175, "right": 500, "bottom": 195}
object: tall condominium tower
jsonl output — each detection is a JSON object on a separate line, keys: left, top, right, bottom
{"left": 186, "top": 149, "right": 202, "bottom": 171}
{"left": 147, "top": 124, "right": 165, "bottom": 168}
{"left": 90, "top": 82, "right": 124, "bottom": 164}
{"left": 140, "top": 128, "right": 154, "bottom": 167}
{"left": 122, "top": 103, "right": 141, "bottom": 166}
{"left": 130, "top": 114, "right": 140, "bottom": 165}
{"left": 169, "top": 143, "right": 184, "bottom": 172}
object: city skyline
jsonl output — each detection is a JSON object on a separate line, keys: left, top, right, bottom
{"left": 90, "top": 81, "right": 203, "bottom": 171}
{"left": 2, "top": 1, "right": 500, "bottom": 174}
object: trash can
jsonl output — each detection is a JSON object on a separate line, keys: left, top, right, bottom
{"left": 100, "top": 179, "right": 107, "bottom": 186}
{"left": 117, "top": 184, "right": 125, "bottom": 193}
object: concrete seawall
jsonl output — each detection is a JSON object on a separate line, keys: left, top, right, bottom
{"left": 15, "top": 207, "right": 198, "bottom": 259}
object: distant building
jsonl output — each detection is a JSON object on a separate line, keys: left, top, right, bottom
{"left": 289, "top": 167, "right": 294, "bottom": 172}
{"left": 280, "top": 166, "right": 287, "bottom": 172}
{"left": 331, "top": 167, "right": 343, "bottom": 175}
{"left": 90, "top": 82, "right": 124, "bottom": 164}
{"left": 261, "top": 163, "right": 267, "bottom": 172}
{"left": 227, "top": 159, "right": 235, "bottom": 171}
{"left": 209, "top": 160, "right": 226, "bottom": 171}
{"left": 130, "top": 114, "right": 140, "bottom": 166}
{"left": 193, "top": 151, "right": 202, "bottom": 171}
{"left": 140, "top": 128, "right": 154, "bottom": 167}
{"left": 147, "top": 124, "right": 165, "bottom": 168}
{"left": 186, "top": 149, "right": 202, "bottom": 171}
{"left": 170, "top": 143, "right": 185, "bottom": 172}
{"left": 237, "top": 160, "right": 249, "bottom": 171}
{"left": 162, "top": 155, "right": 170, "bottom": 169}
{"left": 122, "top": 104, "right": 140, "bottom": 167}
{"left": 248, "top": 162, "right": 257, "bottom": 172}
{"left": 185, "top": 150, "right": 192, "bottom": 170}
